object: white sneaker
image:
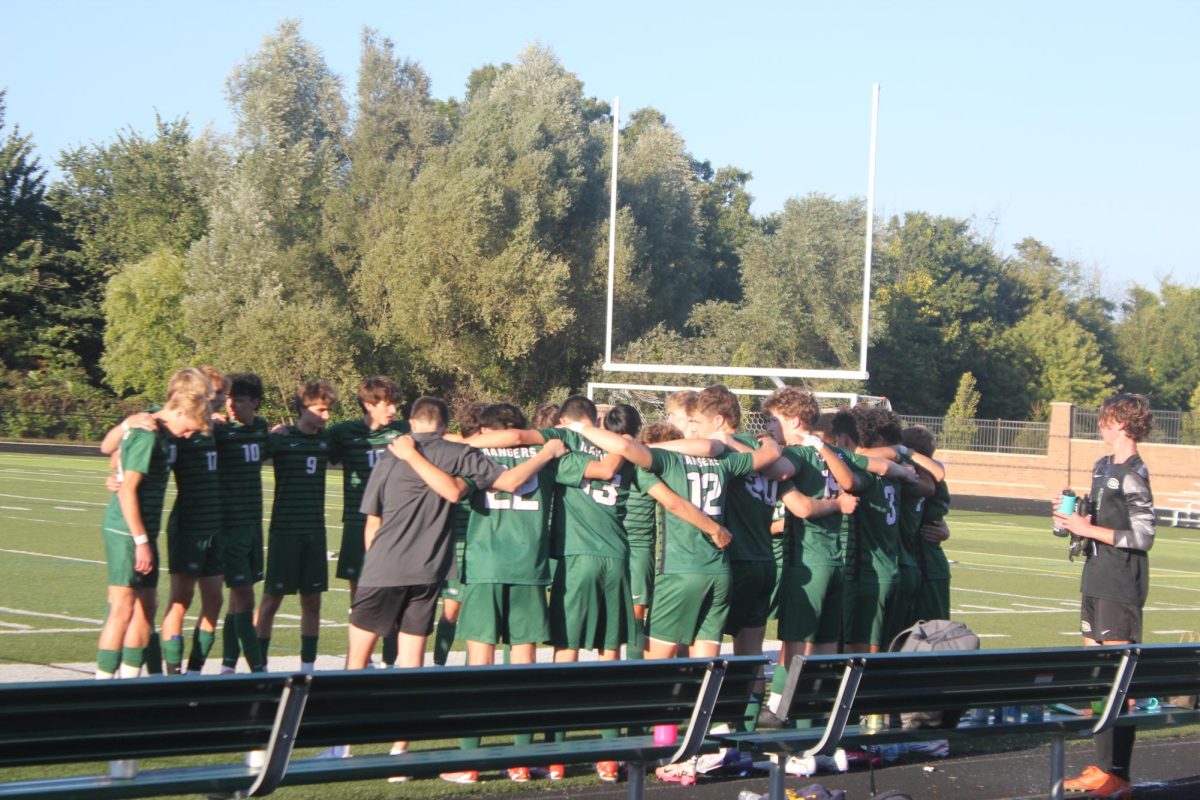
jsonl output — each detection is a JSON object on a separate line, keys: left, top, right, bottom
{"left": 316, "top": 745, "right": 350, "bottom": 759}
{"left": 300, "top": 662, "right": 315, "bottom": 674}
{"left": 815, "top": 748, "right": 849, "bottom": 773}
{"left": 219, "top": 666, "right": 236, "bottom": 675}
{"left": 785, "top": 755, "right": 817, "bottom": 777}
{"left": 387, "top": 745, "right": 409, "bottom": 783}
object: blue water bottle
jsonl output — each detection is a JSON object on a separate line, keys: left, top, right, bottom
{"left": 1053, "top": 489, "right": 1076, "bottom": 537}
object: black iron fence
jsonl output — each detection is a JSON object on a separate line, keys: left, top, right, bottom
{"left": 1072, "top": 406, "right": 1200, "bottom": 446}
{"left": 899, "top": 414, "right": 1051, "bottom": 455}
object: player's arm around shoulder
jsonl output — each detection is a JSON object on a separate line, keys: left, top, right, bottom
{"left": 490, "top": 438, "right": 566, "bottom": 493}
{"left": 388, "top": 435, "right": 469, "bottom": 502}
{"left": 647, "top": 481, "right": 731, "bottom": 550}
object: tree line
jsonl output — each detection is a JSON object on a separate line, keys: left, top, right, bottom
{"left": 2, "top": 20, "right": 1198, "bottom": 433}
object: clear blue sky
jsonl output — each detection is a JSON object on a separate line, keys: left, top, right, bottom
{"left": 3, "top": 1, "right": 1196, "bottom": 294}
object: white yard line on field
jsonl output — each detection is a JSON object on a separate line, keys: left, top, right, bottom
{"left": 0, "top": 607, "right": 104, "bottom": 624}
{"left": 0, "top": 548, "right": 105, "bottom": 565}
{"left": 0, "top": 492, "right": 104, "bottom": 507}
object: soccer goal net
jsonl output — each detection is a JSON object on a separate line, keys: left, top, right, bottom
{"left": 587, "top": 382, "right": 891, "bottom": 436}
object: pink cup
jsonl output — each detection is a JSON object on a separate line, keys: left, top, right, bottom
{"left": 653, "top": 724, "right": 678, "bottom": 746}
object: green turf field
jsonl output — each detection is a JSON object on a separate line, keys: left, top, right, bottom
{"left": 3, "top": 449, "right": 1198, "bottom": 672}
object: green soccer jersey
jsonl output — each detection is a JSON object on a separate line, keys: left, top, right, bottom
{"left": 266, "top": 427, "right": 331, "bottom": 537}
{"left": 623, "top": 483, "right": 658, "bottom": 552}
{"left": 635, "top": 448, "right": 756, "bottom": 575}
{"left": 843, "top": 452, "right": 900, "bottom": 584}
{"left": 214, "top": 417, "right": 269, "bottom": 529}
{"left": 102, "top": 426, "right": 172, "bottom": 538}
{"left": 167, "top": 430, "right": 222, "bottom": 537}
{"left": 724, "top": 432, "right": 785, "bottom": 563}
{"left": 780, "top": 444, "right": 846, "bottom": 569}
{"left": 542, "top": 428, "right": 632, "bottom": 560}
{"left": 919, "top": 479, "right": 952, "bottom": 580}
{"left": 464, "top": 445, "right": 557, "bottom": 585}
{"left": 895, "top": 453, "right": 922, "bottom": 570}
{"left": 328, "top": 418, "right": 410, "bottom": 526}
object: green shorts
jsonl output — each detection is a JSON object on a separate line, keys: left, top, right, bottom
{"left": 440, "top": 537, "right": 466, "bottom": 602}
{"left": 843, "top": 577, "right": 895, "bottom": 648}
{"left": 458, "top": 582, "right": 549, "bottom": 646}
{"left": 914, "top": 577, "right": 951, "bottom": 622}
{"left": 103, "top": 528, "right": 159, "bottom": 589}
{"left": 264, "top": 532, "right": 328, "bottom": 596}
{"left": 549, "top": 554, "right": 633, "bottom": 651}
{"left": 629, "top": 545, "right": 655, "bottom": 609}
{"left": 336, "top": 521, "right": 366, "bottom": 582}
{"left": 777, "top": 563, "right": 843, "bottom": 644}
{"left": 167, "top": 532, "right": 223, "bottom": 577}
{"left": 222, "top": 523, "right": 263, "bottom": 588}
{"left": 725, "top": 560, "right": 777, "bottom": 635}
{"left": 883, "top": 563, "right": 922, "bottom": 644}
{"left": 646, "top": 571, "right": 731, "bottom": 647}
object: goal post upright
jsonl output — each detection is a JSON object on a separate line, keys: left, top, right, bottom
{"left": 858, "top": 83, "right": 880, "bottom": 377}
{"left": 604, "top": 96, "right": 620, "bottom": 367}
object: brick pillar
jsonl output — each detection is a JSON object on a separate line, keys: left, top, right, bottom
{"left": 1046, "top": 402, "right": 1075, "bottom": 496}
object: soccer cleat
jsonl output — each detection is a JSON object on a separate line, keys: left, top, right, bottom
{"left": 1064, "top": 765, "right": 1132, "bottom": 797}
{"left": 439, "top": 771, "right": 478, "bottom": 784}
{"left": 757, "top": 707, "right": 787, "bottom": 729}
{"left": 546, "top": 764, "right": 565, "bottom": 780}
{"left": 507, "top": 767, "right": 531, "bottom": 782}
{"left": 655, "top": 761, "right": 696, "bottom": 786}
{"left": 596, "top": 761, "right": 620, "bottom": 782}
{"left": 219, "top": 666, "right": 236, "bottom": 675}
{"left": 299, "top": 661, "right": 315, "bottom": 674}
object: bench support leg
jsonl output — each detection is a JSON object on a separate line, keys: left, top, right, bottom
{"left": 769, "top": 753, "right": 786, "bottom": 800}
{"left": 1049, "top": 733, "right": 1066, "bottom": 800}
{"left": 626, "top": 762, "right": 645, "bottom": 800}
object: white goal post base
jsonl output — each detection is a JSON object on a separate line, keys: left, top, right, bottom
{"left": 601, "top": 363, "right": 869, "bottom": 382}
{"left": 588, "top": 381, "right": 891, "bottom": 435}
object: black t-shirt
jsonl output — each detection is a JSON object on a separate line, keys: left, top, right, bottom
{"left": 358, "top": 433, "right": 504, "bottom": 588}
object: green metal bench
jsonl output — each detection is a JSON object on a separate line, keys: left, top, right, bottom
{"left": 717, "top": 643, "right": 1200, "bottom": 800}
{"left": 0, "top": 655, "right": 767, "bottom": 800}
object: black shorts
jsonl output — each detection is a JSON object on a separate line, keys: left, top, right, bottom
{"left": 350, "top": 584, "right": 440, "bottom": 638}
{"left": 1080, "top": 595, "right": 1142, "bottom": 643}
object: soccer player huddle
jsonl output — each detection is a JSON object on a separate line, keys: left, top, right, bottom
{"left": 96, "top": 372, "right": 953, "bottom": 784}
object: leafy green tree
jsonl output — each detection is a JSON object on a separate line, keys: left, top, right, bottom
{"left": 371, "top": 44, "right": 608, "bottom": 402}
{"left": 0, "top": 90, "right": 102, "bottom": 375}
{"left": 1115, "top": 281, "right": 1200, "bottom": 409}
{"left": 943, "top": 371, "right": 980, "bottom": 449}
{"left": 1004, "top": 308, "right": 1114, "bottom": 407}
{"left": 51, "top": 117, "right": 207, "bottom": 273}
{"left": 101, "top": 248, "right": 194, "bottom": 396}
{"left": 870, "top": 212, "right": 1023, "bottom": 415}
{"left": 324, "top": 29, "right": 449, "bottom": 393}
{"left": 183, "top": 20, "right": 363, "bottom": 403}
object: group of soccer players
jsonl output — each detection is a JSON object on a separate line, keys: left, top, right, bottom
{"left": 96, "top": 369, "right": 953, "bottom": 784}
